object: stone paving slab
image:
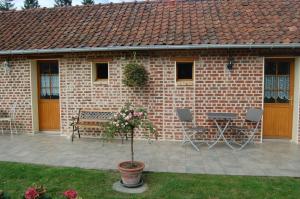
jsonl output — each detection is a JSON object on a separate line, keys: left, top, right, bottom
{"left": 0, "top": 134, "right": 300, "bottom": 177}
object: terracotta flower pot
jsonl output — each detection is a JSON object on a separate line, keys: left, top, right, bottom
{"left": 118, "top": 161, "right": 145, "bottom": 187}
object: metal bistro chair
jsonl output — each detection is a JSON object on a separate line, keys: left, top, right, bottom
{"left": 230, "top": 108, "right": 263, "bottom": 150}
{"left": 176, "top": 108, "right": 208, "bottom": 151}
{"left": 0, "top": 102, "right": 17, "bottom": 135}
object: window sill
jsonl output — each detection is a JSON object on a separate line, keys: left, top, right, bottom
{"left": 176, "top": 80, "right": 194, "bottom": 86}
{"left": 93, "top": 79, "right": 109, "bottom": 85}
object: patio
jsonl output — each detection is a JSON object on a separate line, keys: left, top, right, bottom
{"left": 0, "top": 133, "right": 299, "bottom": 177}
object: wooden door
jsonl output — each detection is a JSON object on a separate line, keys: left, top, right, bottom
{"left": 38, "top": 61, "right": 60, "bottom": 131}
{"left": 263, "top": 59, "right": 294, "bottom": 138}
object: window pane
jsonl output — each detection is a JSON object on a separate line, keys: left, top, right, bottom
{"left": 39, "top": 63, "right": 50, "bottom": 74}
{"left": 40, "top": 88, "right": 51, "bottom": 99}
{"left": 51, "top": 75, "right": 59, "bottom": 88}
{"left": 264, "top": 60, "right": 291, "bottom": 103}
{"left": 265, "top": 61, "right": 276, "bottom": 75}
{"left": 50, "top": 64, "right": 58, "bottom": 74}
{"left": 277, "top": 91, "right": 289, "bottom": 103}
{"left": 278, "top": 76, "right": 289, "bottom": 90}
{"left": 50, "top": 63, "right": 59, "bottom": 74}
{"left": 278, "top": 62, "right": 290, "bottom": 75}
{"left": 264, "top": 90, "right": 276, "bottom": 103}
{"left": 96, "top": 63, "right": 108, "bottom": 79}
{"left": 41, "top": 75, "right": 50, "bottom": 88}
{"left": 264, "top": 97, "right": 276, "bottom": 103}
{"left": 177, "top": 62, "right": 193, "bottom": 80}
{"left": 51, "top": 87, "right": 60, "bottom": 99}
{"left": 264, "top": 76, "right": 276, "bottom": 90}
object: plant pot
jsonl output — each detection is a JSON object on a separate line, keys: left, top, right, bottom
{"left": 118, "top": 161, "right": 145, "bottom": 187}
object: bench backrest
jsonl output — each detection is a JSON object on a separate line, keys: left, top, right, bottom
{"left": 78, "top": 109, "right": 115, "bottom": 122}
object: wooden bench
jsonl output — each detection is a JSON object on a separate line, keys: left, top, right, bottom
{"left": 71, "top": 109, "right": 115, "bottom": 142}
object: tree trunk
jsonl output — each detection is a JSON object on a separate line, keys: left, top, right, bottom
{"left": 130, "top": 128, "right": 134, "bottom": 166}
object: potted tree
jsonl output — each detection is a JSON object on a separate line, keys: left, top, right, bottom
{"left": 105, "top": 103, "right": 156, "bottom": 187}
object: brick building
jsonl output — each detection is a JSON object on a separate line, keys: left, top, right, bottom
{"left": 0, "top": 0, "right": 300, "bottom": 143}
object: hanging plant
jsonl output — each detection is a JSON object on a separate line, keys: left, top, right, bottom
{"left": 122, "top": 53, "right": 148, "bottom": 87}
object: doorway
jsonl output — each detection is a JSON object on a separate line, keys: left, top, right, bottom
{"left": 263, "top": 59, "right": 294, "bottom": 139}
{"left": 37, "top": 60, "right": 60, "bottom": 131}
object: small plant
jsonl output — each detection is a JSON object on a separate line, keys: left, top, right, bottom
{"left": 122, "top": 56, "right": 149, "bottom": 87}
{"left": 63, "top": 189, "right": 81, "bottom": 199}
{"left": 105, "top": 103, "right": 156, "bottom": 167}
{"left": 0, "top": 190, "right": 10, "bottom": 199}
{"left": 23, "top": 185, "right": 51, "bottom": 199}
{"left": 24, "top": 187, "right": 38, "bottom": 199}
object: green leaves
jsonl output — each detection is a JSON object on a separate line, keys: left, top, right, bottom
{"left": 54, "top": 0, "right": 72, "bottom": 7}
{"left": 81, "top": 0, "right": 94, "bottom": 5}
{"left": 23, "top": 0, "right": 40, "bottom": 9}
{"left": 0, "top": 190, "right": 11, "bottom": 199}
{"left": 123, "top": 62, "right": 149, "bottom": 87}
{"left": 0, "top": 0, "right": 14, "bottom": 11}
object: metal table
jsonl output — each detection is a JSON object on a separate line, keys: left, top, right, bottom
{"left": 207, "top": 112, "right": 237, "bottom": 149}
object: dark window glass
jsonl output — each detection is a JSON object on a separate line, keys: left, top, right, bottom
{"left": 96, "top": 63, "right": 108, "bottom": 79}
{"left": 50, "top": 64, "right": 59, "bottom": 74}
{"left": 265, "top": 61, "right": 276, "bottom": 75}
{"left": 40, "top": 63, "right": 50, "bottom": 74}
{"left": 278, "top": 62, "right": 290, "bottom": 75}
{"left": 176, "top": 62, "right": 193, "bottom": 80}
{"left": 51, "top": 93, "right": 59, "bottom": 99}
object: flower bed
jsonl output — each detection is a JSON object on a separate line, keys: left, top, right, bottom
{"left": 22, "top": 185, "right": 81, "bottom": 199}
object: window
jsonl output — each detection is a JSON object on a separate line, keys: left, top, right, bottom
{"left": 39, "top": 61, "right": 59, "bottom": 99}
{"left": 96, "top": 63, "right": 108, "bottom": 79}
{"left": 176, "top": 62, "right": 193, "bottom": 80}
{"left": 92, "top": 62, "right": 109, "bottom": 82}
{"left": 264, "top": 60, "right": 291, "bottom": 103}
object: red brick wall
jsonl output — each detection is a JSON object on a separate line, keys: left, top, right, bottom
{"left": 58, "top": 51, "right": 264, "bottom": 141}
{"left": 0, "top": 60, "right": 32, "bottom": 132}
{"left": 0, "top": 51, "right": 265, "bottom": 141}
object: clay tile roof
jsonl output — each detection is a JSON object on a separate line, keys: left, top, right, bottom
{"left": 0, "top": 0, "right": 300, "bottom": 53}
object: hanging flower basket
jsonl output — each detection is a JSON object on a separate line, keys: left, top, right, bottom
{"left": 123, "top": 62, "right": 149, "bottom": 87}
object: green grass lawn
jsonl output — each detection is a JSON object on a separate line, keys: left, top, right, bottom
{"left": 0, "top": 161, "right": 299, "bottom": 199}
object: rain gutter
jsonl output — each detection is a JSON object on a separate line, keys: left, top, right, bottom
{"left": 1, "top": 44, "right": 300, "bottom": 55}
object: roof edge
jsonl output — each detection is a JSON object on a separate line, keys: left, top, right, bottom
{"left": 1, "top": 44, "right": 300, "bottom": 55}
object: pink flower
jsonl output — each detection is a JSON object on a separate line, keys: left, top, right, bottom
{"left": 134, "top": 112, "right": 144, "bottom": 117}
{"left": 25, "top": 187, "right": 39, "bottom": 199}
{"left": 125, "top": 113, "right": 132, "bottom": 121}
{"left": 64, "top": 189, "right": 78, "bottom": 199}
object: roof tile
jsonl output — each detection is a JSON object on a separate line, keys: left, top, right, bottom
{"left": 0, "top": 0, "right": 300, "bottom": 52}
